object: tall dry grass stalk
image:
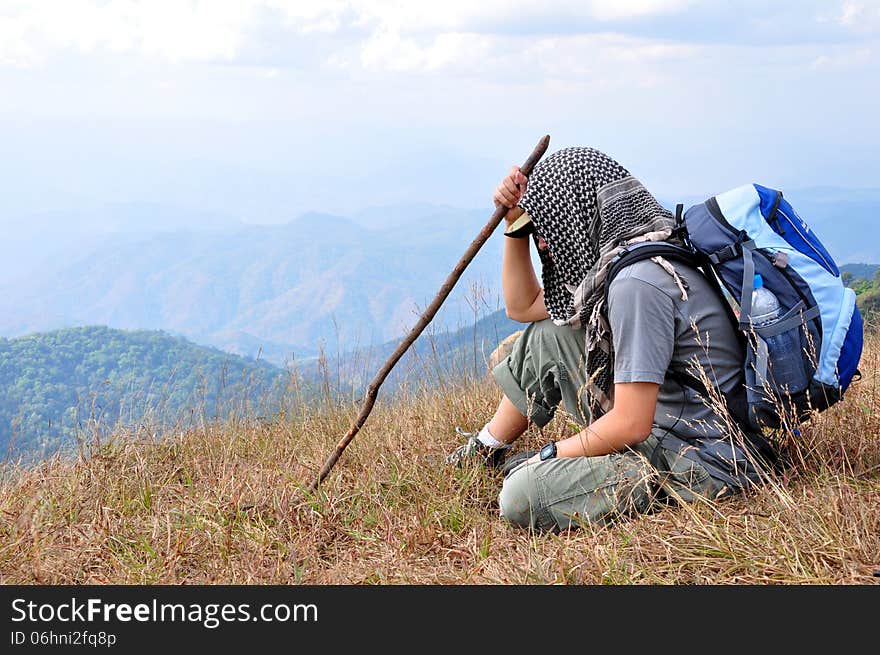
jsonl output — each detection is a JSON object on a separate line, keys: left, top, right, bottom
{"left": 0, "top": 326, "right": 877, "bottom": 584}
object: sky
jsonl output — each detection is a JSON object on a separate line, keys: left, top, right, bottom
{"left": 1, "top": 0, "right": 879, "bottom": 224}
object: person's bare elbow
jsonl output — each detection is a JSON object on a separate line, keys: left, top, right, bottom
{"left": 627, "top": 420, "right": 654, "bottom": 444}
{"left": 505, "top": 292, "right": 547, "bottom": 324}
{"left": 625, "top": 407, "right": 656, "bottom": 444}
{"left": 504, "top": 298, "right": 535, "bottom": 323}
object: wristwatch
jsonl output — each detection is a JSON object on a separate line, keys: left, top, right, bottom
{"left": 539, "top": 441, "right": 557, "bottom": 461}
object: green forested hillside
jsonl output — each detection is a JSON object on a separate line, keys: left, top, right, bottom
{"left": 842, "top": 265, "right": 880, "bottom": 320}
{"left": 0, "top": 326, "right": 291, "bottom": 462}
{"left": 0, "top": 313, "right": 522, "bottom": 464}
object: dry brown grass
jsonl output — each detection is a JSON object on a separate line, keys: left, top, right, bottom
{"left": 1, "top": 332, "right": 878, "bottom": 585}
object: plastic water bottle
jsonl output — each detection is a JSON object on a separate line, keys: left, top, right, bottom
{"left": 751, "top": 274, "right": 808, "bottom": 392}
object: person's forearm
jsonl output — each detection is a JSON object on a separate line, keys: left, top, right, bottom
{"left": 556, "top": 409, "right": 652, "bottom": 458}
{"left": 501, "top": 228, "right": 542, "bottom": 320}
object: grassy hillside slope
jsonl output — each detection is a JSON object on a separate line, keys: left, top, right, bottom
{"left": 0, "top": 333, "right": 877, "bottom": 584}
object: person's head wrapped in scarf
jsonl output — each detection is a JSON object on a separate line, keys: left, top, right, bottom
{"left": 518, "top": 147, "right": 680, "bottom": 417}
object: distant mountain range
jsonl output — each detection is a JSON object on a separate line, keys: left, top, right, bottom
{"left": 0, "top": 205, "right": 509, "bottom": 364}
{"left": 841, "top": 263, "right": 879, "bottom": 281}
{"left": 0, "top": 189, "right": 876, "bottom": 367}
{"left": 0, "top": 202, "right": 242, "bottom": 286}
{"left": 299, "top": 307, "right": 523, "bottom": 397}
{"left": 5, "top": 248, "right": 879, "bottom": 463}
{"left": 779, "top": 187, "right": 880, "bottom": 266}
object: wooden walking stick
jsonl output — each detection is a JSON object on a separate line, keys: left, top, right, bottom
{"left": 306, "top": 134, "right": 550, "bottom": 493}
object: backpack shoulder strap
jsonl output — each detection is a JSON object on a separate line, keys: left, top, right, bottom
{"left": 603, "top": 239, "right": 756, "bottom": 433}
{"left": 603, "top": 241, "right": 700, "bottom": 308}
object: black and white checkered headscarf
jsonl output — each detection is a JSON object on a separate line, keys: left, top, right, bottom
{"left": 519, "top": 147, "right": 677, "bottom": 417}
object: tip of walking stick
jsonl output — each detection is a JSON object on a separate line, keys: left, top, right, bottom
{"left": 536, "top": 134, "right": 550, "bottom": 154}
{"left": 522, "top": 135, "right": 551, "bottom": 176}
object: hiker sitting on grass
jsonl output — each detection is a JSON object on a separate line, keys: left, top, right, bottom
{"left": 446, "top": 146, "right": 777, "bottom": 533}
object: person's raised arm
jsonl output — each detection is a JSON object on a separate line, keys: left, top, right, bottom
{"left": 494, "top": 166, "right": 549, "bottom": 323}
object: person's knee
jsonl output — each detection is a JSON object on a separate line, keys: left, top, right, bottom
{"left": 498, "top": 466, "right": 541, "bottom": 529}
{"left": 525, "top": 318, "right": 567, "bottom": 351}
{"left": 523, "top": 319, "right": 584, "bottom": 375}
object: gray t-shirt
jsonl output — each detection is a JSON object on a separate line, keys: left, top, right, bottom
{"left": 607, "top": 259, "right": 762, "bottom": 484}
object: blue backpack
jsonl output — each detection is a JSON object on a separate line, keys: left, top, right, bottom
{"left": 606, "top": 183, "right": 863, "bottom": 434}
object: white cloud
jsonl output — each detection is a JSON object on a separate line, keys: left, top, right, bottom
{"left": 349, "top": 1, "right": 700, "bottom": 74}
{"left": 822, "top": 1, "right": 880, "bottom": 33}
{"left": 583, "top": 0, "right": 694, "bottom": 21}
{"left": 262, "top": 0, "right": 351, "bottom": 34}
{"left": 340, "top": 0, "right": 694, "bottom": 32}
{"left": 0, "top": 0, "right": 874, "bottom": 75}
{"left": 354, "top": 28, "right": 698, "bottom": 80}
{"left": 360, "top": 30, "right": 494, "bottom": 73}
{"left": 0, "top": 0, "right": 255, "bottom": 66}
{"left": 0, "top": 0, "right": 698, "bottom": 69}
{"left": 811, "top": 46, "right": 874, "bottom": 70}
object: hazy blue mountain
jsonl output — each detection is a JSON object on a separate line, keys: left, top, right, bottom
{"left": 661, "top": 186, "right": 880, "bottom": 266}
{"left": 300, "top": 308, "right": 524, "bottom": 400}
{"left": 0, "top": 204, "right": 508, "bottom": 362}
{"left": 841, "top": 263, "right": 879, "bottom": 281}
{"left": 0, "top": 192, "right": 875, "bottom": 367}
{"left": 0, "top": 202, "right": 242, "bottom": 285}
{"left": 352, "top": 203, "right": 466, "bottom": 230}
{"left": 783, "top": 187, "right": 880, "bottom": 266}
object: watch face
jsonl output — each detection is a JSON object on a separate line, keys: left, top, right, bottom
{"left": 540, "top": 442, "right": 557, "bottom": 461}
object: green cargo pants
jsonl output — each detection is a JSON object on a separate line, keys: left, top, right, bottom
{"left": 492, "top": 319, "right": 727, "bottom": 533}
